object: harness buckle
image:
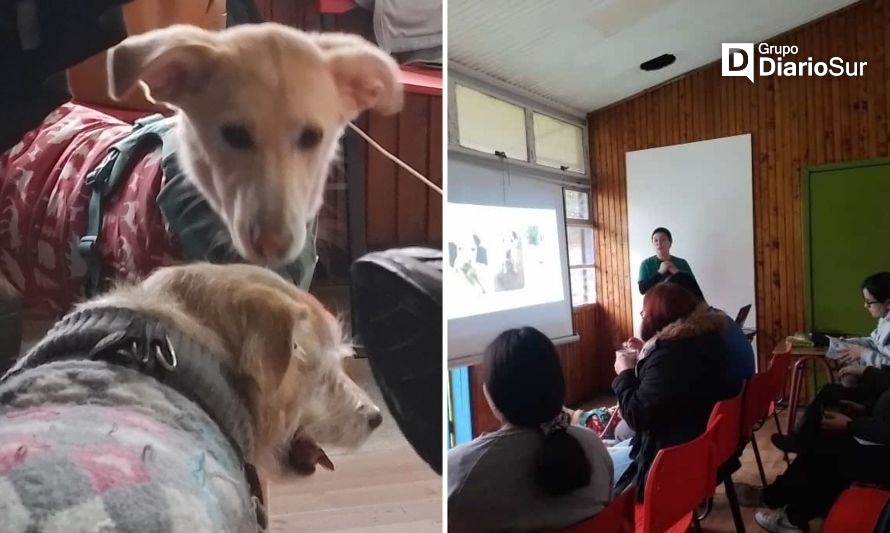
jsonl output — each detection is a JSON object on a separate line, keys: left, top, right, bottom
{"left": 77, "top": 235, "right": 98, "bottom": 258}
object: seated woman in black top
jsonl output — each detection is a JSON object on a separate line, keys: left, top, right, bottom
{"left": 613, "top": 282, "right": 740, "bottom": 496}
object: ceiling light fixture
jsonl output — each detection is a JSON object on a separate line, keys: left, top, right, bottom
{"left": 640, "top": 53, "right": 676, "bottom": 71}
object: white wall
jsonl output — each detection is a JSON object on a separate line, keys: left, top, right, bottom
{"left": 626, "top": 134, "right": 756, "bottom": 360}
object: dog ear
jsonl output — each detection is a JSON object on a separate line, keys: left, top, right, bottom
{"left": 236, "top": 287, "right": 310, "bottom": 391}
{"left": 107, "top": 25, "right": 219, "bottom": 106}
{"left": 316, "top": 33, "right": 403, "bottom": 118}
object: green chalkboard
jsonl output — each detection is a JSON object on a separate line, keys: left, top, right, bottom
{"left": 805, "top": 159, "right": 890, "bottom": 336}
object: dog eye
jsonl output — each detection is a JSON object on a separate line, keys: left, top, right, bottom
{"left": 294, "top": 127, "right": 322, "bottom": 150}
{"left": 220, "top": 124, "right": 255, "bottom": 149}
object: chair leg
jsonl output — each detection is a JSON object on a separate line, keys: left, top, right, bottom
{"left": 751, "top": 436, "right": 768, "bottom": 487}
{"left": 723, "top": 474, "right": 746, "bottom": 533}
{"left": 696, "top": 497, "right": 713, "bottom": 521}
{"left": 772, "top": 410, "right": 790, "bottom": 466}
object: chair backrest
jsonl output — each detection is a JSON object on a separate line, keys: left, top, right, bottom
{"left": 824, "top": 486, "right": 890, "bottom": 532}
{"left": 740, "top": 372, "right": 772, "bottom": 440}
{"left": 735, "top": 304, "right": 752, "bottom": 326}
{"left": 640, "top": 418, "right": 720, "bottom": 533}
{"left": 707, "top": 391, "right": 743, "bottom": 470}
{"left": 561, "top": 486, "right": 636, "bottom": 533}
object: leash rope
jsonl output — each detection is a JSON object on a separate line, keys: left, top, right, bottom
{"left": 347, "top": 122, "right": 443, "bottom": 196}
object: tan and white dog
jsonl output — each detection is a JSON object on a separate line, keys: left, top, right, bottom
{"left": 0, "top": 23, "right": 403, "bottom": 316}
{"left": 107, "top": 23, "right": 403, "bottom": 263}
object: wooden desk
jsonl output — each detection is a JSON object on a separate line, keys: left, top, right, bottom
{"left": 772, "top": 342, "right": 836, "bottom": 433}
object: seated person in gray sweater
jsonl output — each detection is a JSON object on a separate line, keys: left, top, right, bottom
{"left": 448, "top": 327, "right": 613, "bottom": 532}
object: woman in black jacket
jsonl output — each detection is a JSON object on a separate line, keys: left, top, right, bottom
{"left": 613, "top": 282, "right": 741, "bottom": 496}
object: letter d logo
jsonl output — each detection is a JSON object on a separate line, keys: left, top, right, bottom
{"left": 722, "top": 43, "right": 754, "bottom": 83}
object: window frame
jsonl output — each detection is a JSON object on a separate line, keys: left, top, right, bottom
{"left": 564, "top": 188, "right": 596, "bottom": 307}
{"left": 448, "top": 72, "right": 590, "bottom": 183}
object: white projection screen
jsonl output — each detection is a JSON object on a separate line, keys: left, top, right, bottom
{"left": 626, "top": 134, "right": 757, "bottom": 361}
{"left": 447, "top": 155, "right": 575, "bottom": 367}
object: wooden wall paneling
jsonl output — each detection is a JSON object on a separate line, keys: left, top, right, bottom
{"left": 396, "top": 94, "right": 431, "bottom": 244}
{"left": 427, "top": 97, "right": 443, "bottom": 245}
{"left": 870, "top": 0, "right": 888, "bottom": 157}
{"left": 854, "top": 6, "right": 870, "bottom": 161}
{"left": 776, "top": 60, "right": 791, "bottom": 341}
{"left": 764, "top": 73, "right": 779, "bottom": 357}
{"left": 880, "top": 2, "right": 890, "bottom": 156}
{"left": 754, "top": 73, "right": 769, "bottom": 356}
{"left": 364, "top": 113, "right": 399, "bottom": 248}
{"left": 618, "top": 110, "right": 631, "bottom": 338}
{"left": 615, "top": 107, "right": 627, "bottom": 337}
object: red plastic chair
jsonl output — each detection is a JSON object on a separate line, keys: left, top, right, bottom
{"left": 635, "top": 418, "right": 720, "bottom": 533}
{"left": 765, "top": 349, "right": 793, "bottom": 464}
{"left": 706, "top": 392, "right": 745, "bottom": 532}
{"left": 824, "top": 486, "right": 890, "bottom": 532}
{"left": 740, "top": 371, "right": 775, "bottom": 487}
{"left": 561, "top": 486, "right": 636, "bottom": 533}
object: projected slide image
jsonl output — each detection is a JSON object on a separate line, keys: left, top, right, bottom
{"left": 446, "top": 204, "right": 565, "bottom": 319}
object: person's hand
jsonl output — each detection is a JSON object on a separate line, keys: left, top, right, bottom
{"left": 838, "top": 400, "right": 867, "bottom": 417}
{"left": 821, "top": 411, "right": 852, "bottom": 432}
{"left": 837, "top": 344, "right": 866, "bottom": 364}
{"left": 657, "top": 261, "right": 674, "bottom": 275}
{"left": 564, "top": 407, "right": 582, "bottom": 425}
{"left": 838, "top": 364, "right": 867, "bottom": 379}
{"left": 624, "top": 337, "right": 644, "bottom": 351}
{"left": 615, "top": 352, "right": 636, "bottom": 375}
{"left": 666, "top": 262, "right": 679, "bottom": 274}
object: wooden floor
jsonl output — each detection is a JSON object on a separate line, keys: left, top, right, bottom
{"left": 268, "top": 357, "right": 442, "bottom": 532}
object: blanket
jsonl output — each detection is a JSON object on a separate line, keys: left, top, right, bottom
{"left": 0, "top": 360, "right": 256, "bottom": 532}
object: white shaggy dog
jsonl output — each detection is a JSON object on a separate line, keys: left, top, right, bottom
{"left": 0, "top": 263, "right": 381, "bottom": 532}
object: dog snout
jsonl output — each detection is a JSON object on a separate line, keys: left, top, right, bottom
{"left": 250, "top": 224, "right": 292, "bottom": 262}
{"left": 359, "top": 402, "right": 383, "bottom": 430}
{"left": 368, "top": 409, "right": 383, "bottom": 429}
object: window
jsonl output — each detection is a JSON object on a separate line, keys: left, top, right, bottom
{"left": 566, "top": 189, "right": 595, "bottom": 306}
{"left": 451, "top": 81, "right": 587, "bottom": 175}
{"left": 533, "top": 113, "right": 585, "bottom": 173}
{"left": 455, "top": 84, "right": 527, "bottom": 160}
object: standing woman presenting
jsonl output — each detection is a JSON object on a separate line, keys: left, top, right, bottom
{"left": 637, "top": 227, "right": 695, "bottom": 294}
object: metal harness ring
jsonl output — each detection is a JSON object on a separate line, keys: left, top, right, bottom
{"left": 153, "top": 336, "right": 177, "bottom": 371}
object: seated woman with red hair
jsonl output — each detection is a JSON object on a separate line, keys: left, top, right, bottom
{"left": 610, "top": 282, "right": 741, "bottom": 496}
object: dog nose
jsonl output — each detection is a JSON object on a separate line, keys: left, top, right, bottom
{"left": 368, "top": 410, "right": 383, "bottom": 429}
{"left": 250, "top": 225, "right": 290, "bottom": 261}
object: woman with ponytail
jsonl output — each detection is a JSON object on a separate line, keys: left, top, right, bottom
{"left": 448, "top": 327, "right": 613, "bottom": 532}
